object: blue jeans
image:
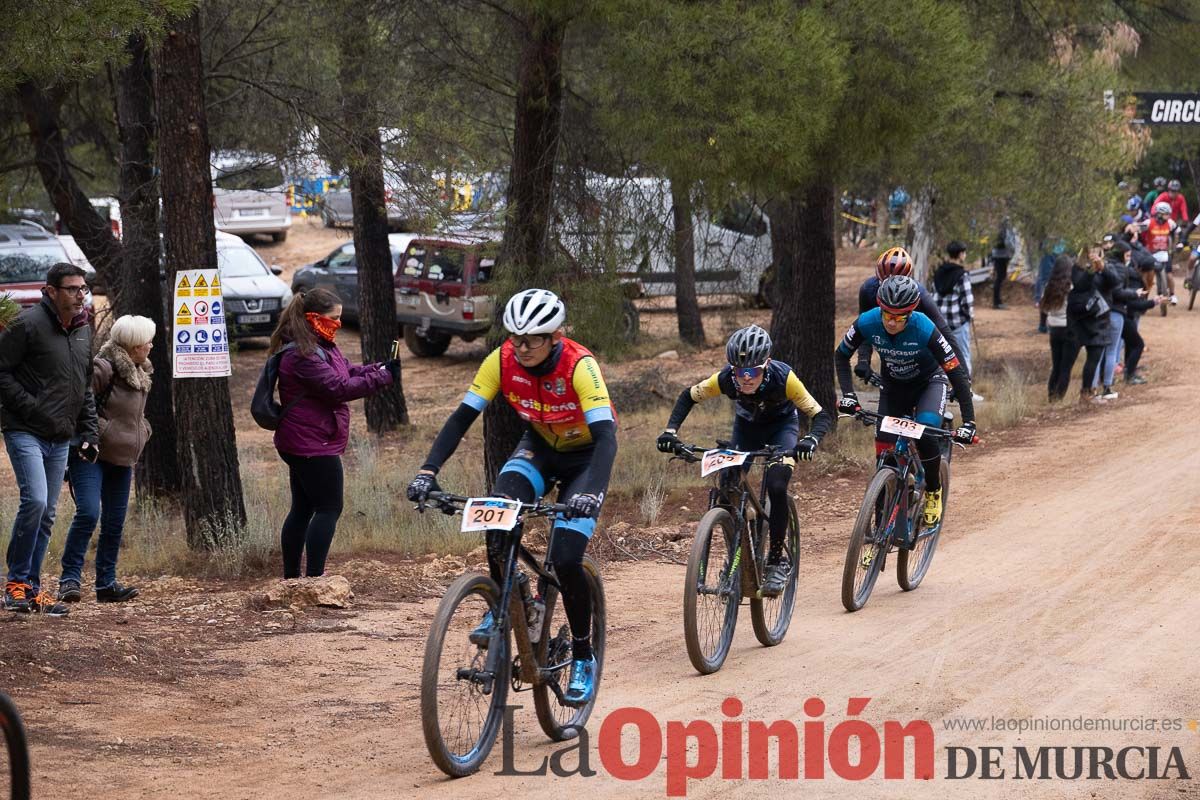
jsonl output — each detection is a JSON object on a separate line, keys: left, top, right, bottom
{"left": 4, "top": 431, "right": 70, "bottom": 591}
{"left": 1093, "top": 311, "right": 1124, "bottom": 388}
{"left": 949, "top": 322, "right": 973, "bottom": 380}
{"left": 60, "top": 454, "right": 133, "bottom": 590}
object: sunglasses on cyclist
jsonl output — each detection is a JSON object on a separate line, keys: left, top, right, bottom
{"left": 510, "top": 333, "right": 551, "bottom": 351}
{"left": 732, "top": 363, "right": 768, "bottom": 383}
{"left": 881, "top": 310, "right": 911, "bottom": 323}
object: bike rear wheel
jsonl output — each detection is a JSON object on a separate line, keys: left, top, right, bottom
{"left": 534, "top": 556, "right": 606, "bottom": 741}
{"left": 421, "top": 572, "right": 509, "bottom": 777}
{"left": 1157, "top": 268, "right": 1169, "bottom": 316}
{"left": 842, "top": 469, "right": 899, "bottom": 612}
{"left": 750, "top": 496, "right": 800, "bottom": 646}
{"left": 898, "top": 458, "right": 950, "bottom": 591}
{"left": 683, "top": 507, "right": 741, "bottom": 674}
{"left": 1189, "top": 263, "right": 1200, "bottom": 310}
{"left": 1, "top": 692, "right": 31, "bottom": 800}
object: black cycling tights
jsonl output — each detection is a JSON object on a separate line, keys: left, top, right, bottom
{"left": 489, "top": 470, "right": 593, "bottom": 661}
{"left": 763, "top": 463, "right": 793, "bottom": 562}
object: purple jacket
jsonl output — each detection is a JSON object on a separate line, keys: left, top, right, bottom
{"left": 274, "top": 339, "right": 392, "bottom": 456}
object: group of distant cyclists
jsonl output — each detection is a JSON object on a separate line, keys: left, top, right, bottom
{"left": 404, "top": 245, "right": 977, "bottom": 708}
{"left": 1122, "top": 176, "right": 1199, "bottom": 304}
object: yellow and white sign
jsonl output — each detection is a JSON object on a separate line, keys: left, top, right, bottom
{"left": 172, "top": 269, "right": 231, "bottom": 378}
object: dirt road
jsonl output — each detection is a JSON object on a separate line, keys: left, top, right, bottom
{"left": 8, "top": 269, "right": 1200, "bottom": 798}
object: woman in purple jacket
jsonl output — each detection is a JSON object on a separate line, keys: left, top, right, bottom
{"left": 269, "top": 288, "right": 398, "bottom": 578}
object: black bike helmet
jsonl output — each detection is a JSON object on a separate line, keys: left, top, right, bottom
{"left": 726, "top": 324, "right": 772, "bottom": 368}
{"left": 1168, "top": 178, "right": 1182, "bottom": 192}
{"left": 876, "top": 275, "right": 921, "bottom": 314}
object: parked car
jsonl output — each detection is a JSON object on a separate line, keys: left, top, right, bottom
{"left": 319, "top": 189, "right": 421, "bottom": 231}
{"left": 214, "top": 231, "right": 292, "bottom": 338}
{"left": 212, "top": 152, "right": 291, "bottom": 242}
{"left": 0, "top": 222, "right": 95, "bottom": 309}
{"left": 290, "top": 233, "right": 420, "bottom": 321}
{"left": 393, "top": 234, "right": 499, "bottom": 356}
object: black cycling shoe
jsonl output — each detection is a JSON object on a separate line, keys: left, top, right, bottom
{"left": 96, "top": 583, "right": 139, "bottom": 603}
{"left": 761, "top": 561, "right": 790, "bottom": 597}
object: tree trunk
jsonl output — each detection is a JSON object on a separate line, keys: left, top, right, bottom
{"left": 16, "top": 82, "right": 124, "bottom": 298}
{"left": 483, "top": 9, "right": 568, "bottom": 484}
{"left": 909, "top": 186, "right": 935, "bottom": 285}
{"left": 337, "top": 21, "right": 409, "bottom": 431}
{"left": 115, "top": 34, "right": 181, "bottom": 495}
{"left": 670, "top": 177, "right": 704, "bottom": 346}
{"left": 155, "top": 10, "right": 247, "bottom": 549}
{"left": 769, "top": 178, "right": 838, "bottom": 417}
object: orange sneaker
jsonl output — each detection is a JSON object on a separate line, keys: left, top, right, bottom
{"left": 4, "top": 581, "right": 32, "bottom": 613}
{"left": 31, "top": 590, "right": 69, "bottom": 617}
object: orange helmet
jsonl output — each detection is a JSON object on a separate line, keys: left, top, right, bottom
{"left": 875, "top": 247, "right": 914, "bottom": 280}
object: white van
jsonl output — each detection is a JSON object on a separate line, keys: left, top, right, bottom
{"left": 551, "top": 175, "right": 773, "bottom": 302}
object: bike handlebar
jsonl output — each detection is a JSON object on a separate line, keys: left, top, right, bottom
{"left": 668, "top": 441, "right": 787, "bottom": 464}
{"left": 418, "top": 490, "right": 573, "bottom": 518}
{"left": 840, "top": 408, "right": 958, "bottom": 439}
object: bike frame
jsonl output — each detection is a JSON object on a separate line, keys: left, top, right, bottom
{"left": 875, "top": 436, "right": 925, "bottom": 551}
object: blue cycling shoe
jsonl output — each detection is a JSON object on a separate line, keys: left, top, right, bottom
{"left": 563, "top": 656, "right": 597, "bottom": 707}
{"left": 468, "top": 610, "right": 496, "bottom": 648}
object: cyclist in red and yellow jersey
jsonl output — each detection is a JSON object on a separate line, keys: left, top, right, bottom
{"left": 407, "top": 289, "right": 614, "bottom": 707}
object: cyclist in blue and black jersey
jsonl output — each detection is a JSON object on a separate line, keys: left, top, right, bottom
{"left": 855, "top": 247, "right": 964, "bottom": 384}
{"left": 835, "top": 276, "right": 977, "bottom": 527}
{"left": 656, "top": 325, "right": 833, "bottom": 596}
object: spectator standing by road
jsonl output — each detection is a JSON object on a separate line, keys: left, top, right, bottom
{"left": 990, "top": 222, "right": 1014, "bottom": 309}
{"left": 56, "top": 315, "right": 156, "bottom": 605}
{"left": 1066, "top": 250, "right": 1118, "bottom": 404}
{"left": 932, "top": 241, "right": 981, "bottom": 401}
{"left": 1041, "top": 255, "right": 1074, "bottom": 402}
{"left": 0, "top": 263, "right": 96, "bottom": 616}
{"left": 269, "top": 288, "right": 398, "bottom": 579}
{"left": 1108, "top": 240, "right": 1160, "bottom": 387}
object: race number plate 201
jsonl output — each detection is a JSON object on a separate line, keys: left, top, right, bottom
{"left": 461, "top": 497, "right": 522, "bottom": 532}
{"left": 879, "top": 416, "right": 927, "bottom": 439}
{"left": 700, "top": 449, "right": 750, "bottom": 477}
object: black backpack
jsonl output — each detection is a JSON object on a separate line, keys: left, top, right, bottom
{"left": 251, "top": 343, "right": 328, "bottom": 430}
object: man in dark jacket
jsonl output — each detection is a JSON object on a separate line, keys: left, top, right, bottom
{"left": 0, "top": 262, "right": 97, "bottom": 615}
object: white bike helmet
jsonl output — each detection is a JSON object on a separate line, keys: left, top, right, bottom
{"left": 503, "top": 288, "right": 566, "bottom": 335}
{"left": 1154, "top": 201, "right": 1171, "bottom": 216}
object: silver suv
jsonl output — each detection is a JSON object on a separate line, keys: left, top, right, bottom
{"left": 212, "top": 152, "right": 292, "bottom": 242}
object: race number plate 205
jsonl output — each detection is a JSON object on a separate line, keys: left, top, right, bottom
{"left": 700, "top": 449, "right": 750, "bottom": 477}
{"left": 879, "top": 416, "right": 927, "bottom": 438}
{"left": 461, "top": 497, "right": 522, "bottom": 532}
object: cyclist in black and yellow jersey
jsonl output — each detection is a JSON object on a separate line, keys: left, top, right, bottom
{"left": 407, "top": 289, "right": 615, "bottom": 707}
{"left": 656, "top": 325, "right": 832, "bottom": 596}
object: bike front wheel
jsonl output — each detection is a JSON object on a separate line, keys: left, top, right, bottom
{"left": 1189, "top": 263, "right": 1200, "bottom": 310}
{"left": 421, "top": 572, "right": 509, "bottom": 777}
{"left": 750, "top": 496, "right": 800, "bottom": 646}
{"left": 842, "top": 469, "right": 899, "bottom": 612}
{"left": 1157, "top": 268, "right": 1169, "bottom": 316}
{"left": 898, "top": 458, "right": 950, "bottom": 591}
{"left": 683, "top": 507, "right": 741, "bottom": 674}
{"left": 534, "top": 555, "right": 607, "bottom": 741}
{"left": 1, "top": 692, "right": 31, "bottom": 800}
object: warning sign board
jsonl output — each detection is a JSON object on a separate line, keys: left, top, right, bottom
{"left": 172, "top": 269, "right": 230, "bottom": 378}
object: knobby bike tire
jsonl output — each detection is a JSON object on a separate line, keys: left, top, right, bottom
{"left": 898, "top": 458, "right": 950, "bottom": 591}
{"left": 1158, "top": 269, "right": 1169, "bottom": 316}
{"left": 750, "top": 496, "right": 800, "bottom": 646}
{"left": 421, "top": 572, "right": 508, "bottom": 778}
{"left": 1, "top": 692, "right": 31, "bottom": 800}
{"left": 842, "top": 469, "right": 899, "bottom": 612}
{"left": 683, "top": 507, "right": 741, "bottom": 674}
{"left": 533, "top": 555, "right": 606, "bottom": 741}
{"left": 1190, "top": 264, "right": 1200, "bottom": 310}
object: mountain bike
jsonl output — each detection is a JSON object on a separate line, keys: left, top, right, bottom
{"left": 1, "top": 692, "right": 31, "bottom": 800}
{"left": 840, "top": 408, "right": 966, "bottom": 612}
{"left": 416, "top": 490, "right": 605, "bottom": 777}
{"left": 1153, "top": 251, "right": 1170, "bottom": 316}
{"left": 1183, "top": 247, "right": 1200, "bottom": 311}
{"left": 666, "top": 441, "right": 800, "bottom": 675}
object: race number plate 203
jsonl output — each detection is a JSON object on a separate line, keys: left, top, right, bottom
{"left": 700, "top": 449, "right": 750, "bottom": 477}
{"left": 461, "top": 497, "right": 522, "bottom": 532}
{"left": 879, "top": 416, "right": 927, "bottom": 438}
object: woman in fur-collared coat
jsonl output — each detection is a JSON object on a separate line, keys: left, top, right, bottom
{"left": 56, "top": 315, "right": 155, "bottom": 604}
